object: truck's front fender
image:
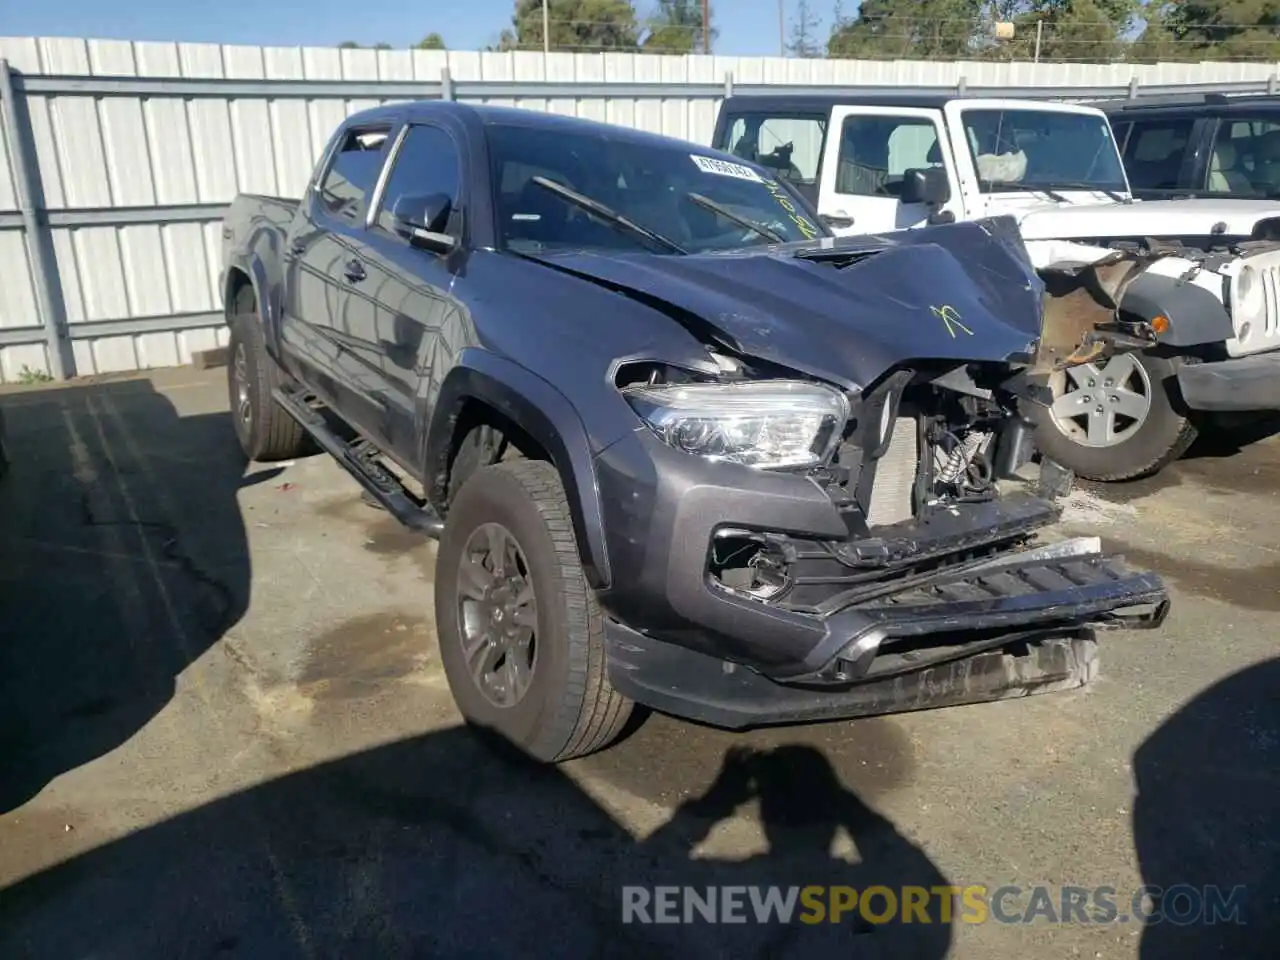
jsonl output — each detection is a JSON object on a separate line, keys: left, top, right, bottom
{"left": 424, "top": 351, "right": 613, "bottom": 590}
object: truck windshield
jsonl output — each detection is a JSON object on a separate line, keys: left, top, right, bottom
{"left": 485, "top": 121, "right": 827, "bottom": 255}
{"left": 959, "top": 109, "right": 1129, "bottom": 196}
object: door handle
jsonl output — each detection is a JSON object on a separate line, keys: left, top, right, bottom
{"left": 343, "top": 259, "right": 367, "bottom": 283}
{"left": 820, "top": 212, "right": 855, "bottom": 229}
{"left": 288, "top": 240, "right": 307, "bottom": 257}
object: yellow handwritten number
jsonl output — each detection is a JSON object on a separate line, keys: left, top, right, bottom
{"left": 930, "top": 305, "right": 974, "bottom": 338}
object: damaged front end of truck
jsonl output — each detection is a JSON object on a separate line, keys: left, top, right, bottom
{"left": 575, "top": 218, "right": 1171, "bottom": 727}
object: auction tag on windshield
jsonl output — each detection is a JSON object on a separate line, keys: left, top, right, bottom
{"left": 690, "top": 155, "right": 763, "bottom": 183}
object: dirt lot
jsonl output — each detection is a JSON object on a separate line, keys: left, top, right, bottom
{"left": 0, "top": 367, "right": 1276, "bottom": 959}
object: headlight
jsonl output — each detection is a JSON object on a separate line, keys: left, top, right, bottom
{"left": 1234, "top": 265, "right": 1266, "bottom": 324}
{"left": 622, "top": 379, "right": 849, "bottom": 469}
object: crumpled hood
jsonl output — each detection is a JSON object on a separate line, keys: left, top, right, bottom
{"left": 531, "top": 218, "right": 1045, "bottom": 392}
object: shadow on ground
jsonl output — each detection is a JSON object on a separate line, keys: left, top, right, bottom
{"left": 1133, "top": 657, "right": 1280, "bottom": 959}
{"left": 0, "top": 726, "right": 953, "bottom": 959}
{"left": 0, "top": 378, "right": 270, "bottom": 814}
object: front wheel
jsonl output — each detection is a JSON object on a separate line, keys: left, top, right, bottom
{"left": 434, "top": 460, "right": 633, "bottom": 762}
{"left": 1029, "top": 351, "right": 1197, "bottom": 482}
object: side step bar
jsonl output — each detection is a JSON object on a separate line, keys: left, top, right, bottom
{"left": 272, "top": 385, "right": 445, "bottom": 538}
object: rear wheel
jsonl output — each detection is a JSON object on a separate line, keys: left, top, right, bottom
{"left": 1030, "top": 351, "right": 1197, "bottom": 482}
{"left": 435, "top": 460, "right": 633, "bottom": 762}
{"left": 226, "top": 289, "right": 311, "bottom": 463}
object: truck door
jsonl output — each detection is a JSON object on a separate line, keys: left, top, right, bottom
{"left": 816, "top": 106, "right": 963, "bottom": 235}
{"left": 282, "top": 122, "right": 394, "bottom": 419}
{"left": 349, "top": 121, "right": 466, "bottom": 468}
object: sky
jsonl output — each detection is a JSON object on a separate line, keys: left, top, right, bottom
{"left": 0, "top": 0, "right": 833, "bottom": 57}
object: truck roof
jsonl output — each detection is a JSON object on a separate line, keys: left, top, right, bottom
{"left": 342, "top": 100, "right": 740, "bottom": 157}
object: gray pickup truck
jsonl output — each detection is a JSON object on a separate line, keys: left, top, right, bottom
{"left": 220, "top": 101, "right": 1169, "bottom": 762}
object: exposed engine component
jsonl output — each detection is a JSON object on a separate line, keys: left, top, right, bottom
{"left": 865, "top": 417, "right": 919, "bottom": 527}
{"left": 933, "top": 428, "right": 994, "bottom": 492}
{"left": 710, "top": 529, "right": 792, "bottom": 601}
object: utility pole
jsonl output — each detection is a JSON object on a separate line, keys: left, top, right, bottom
{"left": 1034, "top": 17, "right": 1043, "bottom": 63}
{"left": 702, "top": 0, "right": 711, "bottom": 55}
{"left": 543, "top": 0, "right": 551, "bottom": 54}
{"left": 778, "top": 0, "right": 785, "bottom": 56}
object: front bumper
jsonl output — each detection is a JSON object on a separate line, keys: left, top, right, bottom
{"left": 605, "top": 620, "right": 1102, "bottom": 729}
{"left": 1178, "top": 352, "right": 1280, "bottom": 412}
{"left": 593, "top": 430, "right": 1169, "bottom": 711}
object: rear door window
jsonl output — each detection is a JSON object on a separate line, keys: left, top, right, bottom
{"left": 718, "top": 112, "right": 828, "bottom": 202}
{"left": 317, "top": 126, "right": 392, "bottom": 220}
{"left": 1121, "top": 118, "right": 1194, "bottom": 191}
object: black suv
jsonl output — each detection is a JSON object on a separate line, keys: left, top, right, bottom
{"left": 1102, "top": 94, "right": 1280, "bottom": 200}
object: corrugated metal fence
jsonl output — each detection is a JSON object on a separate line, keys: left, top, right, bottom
{"left": 2, "top": 36, "right": 1280, "bottom": 380}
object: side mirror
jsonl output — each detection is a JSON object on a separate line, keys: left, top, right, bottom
{"left": 391, "top": 192, "right": 458, "bottom": 254}
{"left": 901, "top": 167, "right": 952, "bottom": 206}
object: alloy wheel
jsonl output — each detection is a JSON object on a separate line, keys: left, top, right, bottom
{"left": 456, "top": 522, "right": 539, "bottom": 709}
{"left": 233, "top": 342, "right": 253, "bottom": 429}
{"left": 1048, "top": 353, "right": 1152, "bottom": 448}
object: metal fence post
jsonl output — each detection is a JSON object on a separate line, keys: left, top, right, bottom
{"left": 724, "top": 70, "right": 734, "bottom": 100}
{"left": 441, "top": 66, "right": 454, "bottom": 102}
{"left": 0, "top": 60, "right": 73, "bottom": 380}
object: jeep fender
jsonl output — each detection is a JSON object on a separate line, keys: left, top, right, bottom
{"left": 425, "top": 351, "right": 613, "bottom": 589}
{"left": 1120, "top": 271, "right": 1235, "bottom": 349}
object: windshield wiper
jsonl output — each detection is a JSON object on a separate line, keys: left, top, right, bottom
{"left": 1050, "top": 181, "right": 1129, "bottom": 203}
{"left": 528, "top": 176, "right": 687, "bottom": 255}
{"left": 983, "top": 180, "right": 1069, "bottom": 203}
{"left": 685, "top": 191, "right": 784, "bottom": 244}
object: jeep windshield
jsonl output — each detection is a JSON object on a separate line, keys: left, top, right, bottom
{"left": 486, "top": 121, "right": 828, "bottom": 255}
{"left": 960, "top": 108, "right": 1130, "bottom": 197}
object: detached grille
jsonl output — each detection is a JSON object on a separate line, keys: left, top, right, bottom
{"left": 866, "top": 416, "right": 918, "bottom": 527}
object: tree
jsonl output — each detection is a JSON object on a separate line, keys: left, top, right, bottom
{"left": 787, "top": 0, "right": 824, "bottom": 56}
{"left": 498, "top": 0, "right": 641, "bottom": 52}
{"left": 978, "top": 0, "right": 1139, "bottom": 62}
{"left": 642, "top": 0, "right": 718, "bottom": 54}
{"left": 828, "top": 0, "right": 984, "bottom": 60}
{"left": 337, "top": 40, "right": 394, "bottom": 49}
{"left": 416, "top": 33, "right": 447, "bottom": 50}
{"left": 1159, "top": 0, "right": 1280, "bottom": 61}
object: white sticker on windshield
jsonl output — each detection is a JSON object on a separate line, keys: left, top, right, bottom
{"left": 690, "top": 155, "right": 763, "bottom": 182}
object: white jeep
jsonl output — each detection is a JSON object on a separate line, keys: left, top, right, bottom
{"left": 713, "top": 94, "right": 1280, "bottom": 481}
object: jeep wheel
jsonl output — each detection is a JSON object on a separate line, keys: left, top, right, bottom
{"left": 435, "top": 460, "right": 633, "bottom": 762}
{"left": 227, "top": 289, "right": 311, "bottom": 463}
{"left": 1030, "top": 351, "right": 1197, "bottom": 482}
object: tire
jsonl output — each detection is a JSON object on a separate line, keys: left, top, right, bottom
{"left": 1029, "top": 350, "right": 1198, "bottom": 483}
{"left": 227, "top": 290, "right": 311, "bottom": 463}
{"left": 435, "top": 459, "right": 633, "bottom": 762}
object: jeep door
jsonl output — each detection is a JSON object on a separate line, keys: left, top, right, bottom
{"left": 816, "top": 106, "right": 964, "bottom": 234}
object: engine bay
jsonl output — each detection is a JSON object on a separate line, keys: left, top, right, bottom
{"left": 701, "top": 359, "right": 1070, "bottom": 610}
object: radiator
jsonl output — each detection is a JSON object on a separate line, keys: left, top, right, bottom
{"left": 865, "top": 416, "right": 919, "bottom": 527}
